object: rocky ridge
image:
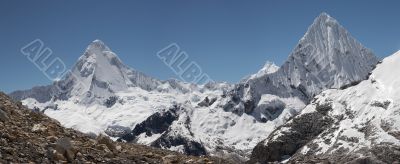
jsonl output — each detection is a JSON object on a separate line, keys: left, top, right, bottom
{"left": 0, "top": 92, "right": 229, "bottom": 163}
{"left": 248, "top": 51, "right": 400, "bottom": 163}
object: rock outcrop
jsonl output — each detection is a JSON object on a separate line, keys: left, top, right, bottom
{"left": 0, "top": 92, "right": 229, "bottom": 163}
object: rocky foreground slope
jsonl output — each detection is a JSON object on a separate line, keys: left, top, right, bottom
{"left": 9, "top": 12, "right": 379, "bottom": 161}
{"left": 0, "top": 92, "right": 228, "bottom": 163}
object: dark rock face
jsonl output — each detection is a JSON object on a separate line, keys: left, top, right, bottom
{"left": 244, "top": 100, "right": 255, "bottom": 114}
{"left": 198, "top": 97, "right": 217, "bottom": 107}
{"left": 118, "top": 105, "right": 207, "bottom": 156}
{"left": 0, "top": 92, "right": 229, "bottom": 163}
{"left": 118, "top": 105, "right": 180, "bottom": 142}
{"left": 249, "top": 110, "right": 334, "bottom": 163}
{"left": 151, "top": 134, "right": 207, "bottom": 156}
{"left": 249, "top": 95, "right": 400, "bottom": 164}
{"left": 315, "top": 101, "right": 333, "bottom": 115}
{"left": 339, "top": 80, "right": 362, "bottom": 90}
{"left": 370, "top": 144, "right": 400, "bottom": 163}
{"left": 370, "top": 100, "right": 391, "bottom": 110}
{"left": 288, "top": 143, "right": 400, "bottom": 164}
{"left": 104, "top": 96, "right": 118, "bottom": 108}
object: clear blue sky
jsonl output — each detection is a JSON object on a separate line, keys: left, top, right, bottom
{"left": 1, "top": 0, "right": 400, "bottom": 93}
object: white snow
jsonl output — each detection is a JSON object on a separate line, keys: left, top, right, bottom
{"left": 14, "top": 13, "right": 382, "bottom": 159}
{"left": 240, "top": 12, "right": 377, "bottom": 108}
{"left": 245, "top": 61, "right": 279, "bottom": 80}
{"left": 270, "top": 50, "right": 400, "bottom": 156}
{"left": 136, "top": 133, "right": 163, "bottom": 145}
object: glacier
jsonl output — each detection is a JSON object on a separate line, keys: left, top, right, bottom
{"left": 9, "top": 12, "right": 380, "bottom": 161}
{"left": 250, "top": 51, "right": 400, "bottom": 163}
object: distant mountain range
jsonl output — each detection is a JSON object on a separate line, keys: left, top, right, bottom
{"left": 9, "top": 13, "right": 399, "bottom": 163}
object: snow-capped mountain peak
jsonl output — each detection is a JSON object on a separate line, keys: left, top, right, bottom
{"left": 75, "top": 40, "right": 124, "bottom": 79}
{"left": 66, "top": 40, "right": 133, "bottom": 100}
{"left": 300, "top": 12, "right": 339, "bottom": 41}
{"left": 8, "top": 13, "right": 386, "bottom": 162}
{"left": 86, "top": 39, "right": 111, "bottom": 52}
{"left": 53, "top": 40, "right": 161, "bottom": 104}
{"left": 244, "top": 12, "right": 378, "bottom": 102}
{"left": 228, "top": 12, "right": 378, "bottom": 127}
{"left": 246, "top": 61, "right": 279, "bottom": 80}
{"left": 289, "top": 12, "right": 378, "bottom": 91}
{"left": 258, "top": 61, "right": 279, "bottom": 75}
{"left": 250, "top": 50, "right": 400, "bottom": 163}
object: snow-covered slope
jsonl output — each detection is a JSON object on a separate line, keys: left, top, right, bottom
{"left": 119, "top": 12, "right": 379, "bottom": 160}
{"left": 55, "top": 40, "right": 163, "bottom": 104}
{"left": 250, "top": 51, "right": 400, "bottom": 163}
{"left": 242, "top": 61, "right": 279, "bottom": 81}
{"left": 9, "top": 12, "right": 380, "bottom": 162}
{"left": 11, "top": 40, "right": 163, "bottom": 104}
{"left": 223, "top": 12, "right": 378, "bottom": 123}
{"left": 10, "top": 39, "right": 231, "bottom": 136}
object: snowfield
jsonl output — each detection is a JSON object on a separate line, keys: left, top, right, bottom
{"left": 10, "top": 13, "right": 388, "bottom": 162}
{"left": 251, "top": 51, "right": 400, "bottom": 163}
{"left": 296, "top": 51, "right": 400, "bottom": 161}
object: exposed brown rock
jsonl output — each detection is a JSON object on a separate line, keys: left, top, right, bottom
{"left": 0, "top": 92, "right": 229, "bottom": 163}
{"left": 0, "top": 107, "right": 9, "bottom": 122}
{"left": 248, "top": 108, "right": 334, "bottom": 163}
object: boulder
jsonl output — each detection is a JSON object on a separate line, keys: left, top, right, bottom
{"left": 54, "top": 138, "right": 76, "bottom": 162}
{"left": 0, "top": 108, "right": 9, "bottom": 122}
{"left": 96, "top": 134, "right": 116, "bottom": 152}
{"left": 162, "top": 154, "right": 178, "bottom": 163}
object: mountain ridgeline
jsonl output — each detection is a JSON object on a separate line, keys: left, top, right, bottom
{"left": 249, "top": 51, "right": 400, "bottom": 163}
{"left": 227, "top": 13, "right": 378, "bottom": 121}
{"left": 8, "top": 12, "right": 388, "bottom": 163}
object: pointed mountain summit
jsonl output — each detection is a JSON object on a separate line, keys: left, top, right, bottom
{"left": 11, "top": 40, "right": 161, "bottom": 104}
{"left": 232, "top": 12, "right": 378, "bottom": 119}
{"left": 7, "top": 13, "right": 385, "bottom": 161}
{"left": 282, "top": 12, "right": 378, "bottom": 94}
{"left": 254, "top": 12, "right": 376, "bottom": 96}
{"left": 86, "top": 39, "right": 111, "bottom": 51}
{"left": 250, "top": 50, "right": 400, "bottom": 163}
{"left": 57, "top": 40, "right": 161, "bottom": 103}
{"left": 244, "top": 61, "right": 279, "bottom": 81}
